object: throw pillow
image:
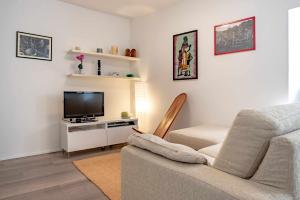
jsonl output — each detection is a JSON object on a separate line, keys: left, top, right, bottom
{"left": 128, "top": 133, "right": 207, "bottom": 164}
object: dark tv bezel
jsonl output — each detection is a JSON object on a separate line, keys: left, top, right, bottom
{"left": 63, "top": 91, "right": 104, "bottom": 119}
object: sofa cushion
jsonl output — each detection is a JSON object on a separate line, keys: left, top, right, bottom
{"left": 214, "top": 103, "right": 300, "bottom": 179}
{"left": 127, "top": 133, "right": 207, "bottom": 164}
{"left": 251, "top": 130, "right": 300, "bottom": 199}
{"left": 167, "top": 125, "right": 229, "bottom": 150}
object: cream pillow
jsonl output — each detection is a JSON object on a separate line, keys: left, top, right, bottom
{"left": 128, "top": 133, "right": 207, "bottom": 164}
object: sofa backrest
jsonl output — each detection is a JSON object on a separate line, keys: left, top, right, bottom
{"left": 251, "top": 130, "right": 300, "bottom": 199}
{"left": 213, "top": 103, "right": 300, "bottom": 179}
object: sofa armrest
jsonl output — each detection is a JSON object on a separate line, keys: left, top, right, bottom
{"left": 121, "top": 146, "right": 291, "bottom": 200}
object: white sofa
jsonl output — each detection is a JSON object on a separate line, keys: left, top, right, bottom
{"left": 121, "top": 103, "right": 300, "bottom": 200}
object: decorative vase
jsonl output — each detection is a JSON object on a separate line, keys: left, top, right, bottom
{"left": 111, "top": 45, "right": 119, "bottom": 55}
{"left": 76, "top": 54, "right": 84, "bottom": 74}
{"left": 78, "top": 64, "right": 83, "bottom": 74}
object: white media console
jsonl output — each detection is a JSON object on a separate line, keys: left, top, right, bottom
{"left": 61, "top": 118, "right": 138, "bottom": 156}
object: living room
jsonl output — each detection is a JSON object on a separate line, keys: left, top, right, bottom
{"left": 1, "top": 0, "right": 300, "bottom": 199}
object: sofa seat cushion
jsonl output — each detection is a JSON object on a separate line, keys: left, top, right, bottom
{"left": 167, "top": 125, "right": 229, "bottom": 150}
{"left": 214, "top": 103, "right": 300, "bottom": 179}
{"left": 127, "top": 133, "right": 207, "bottom": 164}
{"left": 122, "top": 145, "right": 293, "bottom": 200}
{"left": 198, "top": 143, "right": 222, "bottom": 158}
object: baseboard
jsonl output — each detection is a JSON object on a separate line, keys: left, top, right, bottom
{"left": 0, "top": 148, "right": 61, "bottom": 161}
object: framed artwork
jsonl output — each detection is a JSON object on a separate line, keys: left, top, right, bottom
{"left": 214, "top": 16, "right": 256, "bottom": 55}
{"left": 173, "top": 30, "right": 198, "bottom": 80}
{"left": 16, "top": 31, "right": 52, "bottom": 61}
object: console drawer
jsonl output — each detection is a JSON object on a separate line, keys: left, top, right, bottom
{"left": 106, "top": 125, "right": 136, "bottom": 145}
{"left": 67, "top": 129, "right": 107, "bottom": 152}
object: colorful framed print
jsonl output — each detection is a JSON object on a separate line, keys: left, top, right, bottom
{"left": 214, "top": 17, "right": 256, "bottom": 55}
{"left": 16, "top": 31, "right": 52, "bottom": 61}
{"left": 173, "top": 30, "right": 198, "bottom": 80}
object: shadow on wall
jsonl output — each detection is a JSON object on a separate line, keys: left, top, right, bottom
{"left": 33, "top": 94, "right": 61, "bottom": 152}
{"left": 169, "top": 98, "right": 191, "bottom": 131}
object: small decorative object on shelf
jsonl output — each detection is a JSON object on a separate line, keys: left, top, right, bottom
{"left": 125, "top": 48, "right": 131, "bottom": 56}
{"left": 130, "top": 49, "right": 137, "bottom": 57}
{"left": 111, "top": 72, "right": 120, "bottom": 77}
{"left": 126, "top": 73, "right": 134, "bottom": 77}
{"left": 121, "top": 111, "right": 130, "bottom": 119}
{"left": 96, "top": 48, "right": 103, "bottom": 53}
{"left": 74, "top": 46, "right": 81, "bottom": 50}
{"left": 97, "top": 60, "right": 102, "bottom": 76}
{"left": 111, "top": 45, "right": 119, "bottom": 55}
{"left": 76, "top": 54, "right": 84, "bottom": 74}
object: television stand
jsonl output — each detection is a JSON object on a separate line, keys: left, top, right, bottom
{"left": 61, "top": 118, "right": 138, "bottom": 157}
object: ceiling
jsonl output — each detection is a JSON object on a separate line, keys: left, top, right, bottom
{"left": 60, "top": 0, "right": 181, "bottom": 18}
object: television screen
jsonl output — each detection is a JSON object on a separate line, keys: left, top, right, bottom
{"left": 64, "top": 92, "right": 104, "bottom": 118}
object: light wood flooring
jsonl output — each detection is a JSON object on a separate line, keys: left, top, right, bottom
{"left": 0, "top": 147, "right": 122, "bottom": 200}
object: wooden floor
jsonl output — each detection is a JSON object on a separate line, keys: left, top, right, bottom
{"left": 0, "top": 148, "right": 122, "bottom": 200}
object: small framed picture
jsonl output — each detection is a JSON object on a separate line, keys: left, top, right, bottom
{"left": 16, "top": 31, "right": 52, "bottom": 61}
{"left": 214, "top": 17, "right": 256, "bottom": 55}
{"left": 173, "top": 30, "right": 198, "bottom": 80}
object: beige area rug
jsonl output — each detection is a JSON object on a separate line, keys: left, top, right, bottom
{"left": 73, "top": 152, "right": 121, "bottom": 200}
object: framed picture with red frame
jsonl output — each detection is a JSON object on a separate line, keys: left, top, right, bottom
{"left": 173, "top": 30, "right": 198, "bottom": 80}
{"left": 214, "top": 16, "right": 256, "bottom": 55}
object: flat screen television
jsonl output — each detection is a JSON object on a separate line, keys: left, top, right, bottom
{"left": 64, "top": 91, "right": 104, "bottom": 119}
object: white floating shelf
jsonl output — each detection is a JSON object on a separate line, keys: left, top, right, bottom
{"left": 67, "top": 74, "right": 142, "bottom": 81}
{"left": 69, "top": 49, "right": 140, "bottom": 62}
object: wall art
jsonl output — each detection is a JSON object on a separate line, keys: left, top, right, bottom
{"left": 16, "top": 31, "right": 52, "bottom": 61}
{"left": 214, "top": 17, "right": 255, "bottom": 55}
{"left": 173, "top": 30, "right": 198, "bottom": 80}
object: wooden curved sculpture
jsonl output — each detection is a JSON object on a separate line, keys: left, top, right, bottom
{"left": 133, "top": 93, "right": 187, "bottom": 139}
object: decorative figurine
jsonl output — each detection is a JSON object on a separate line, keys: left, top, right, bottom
{"left": 125, "top": 48, "right": 131, "bottom": 56}
{"left": 130, "top": 49, "right": 137, "bottom": 57}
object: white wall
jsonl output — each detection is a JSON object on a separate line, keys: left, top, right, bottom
{"left": 289, "top": 7, "right": 300, "bottom": 102}
{"left": 131, "top": 0, "right": 300, "bottom": 132}
{"left": 2, "top": 0, "right": 300, "bottom": 160}
{"left": 0, "top": 0, "right": 132, "bottom": 160}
